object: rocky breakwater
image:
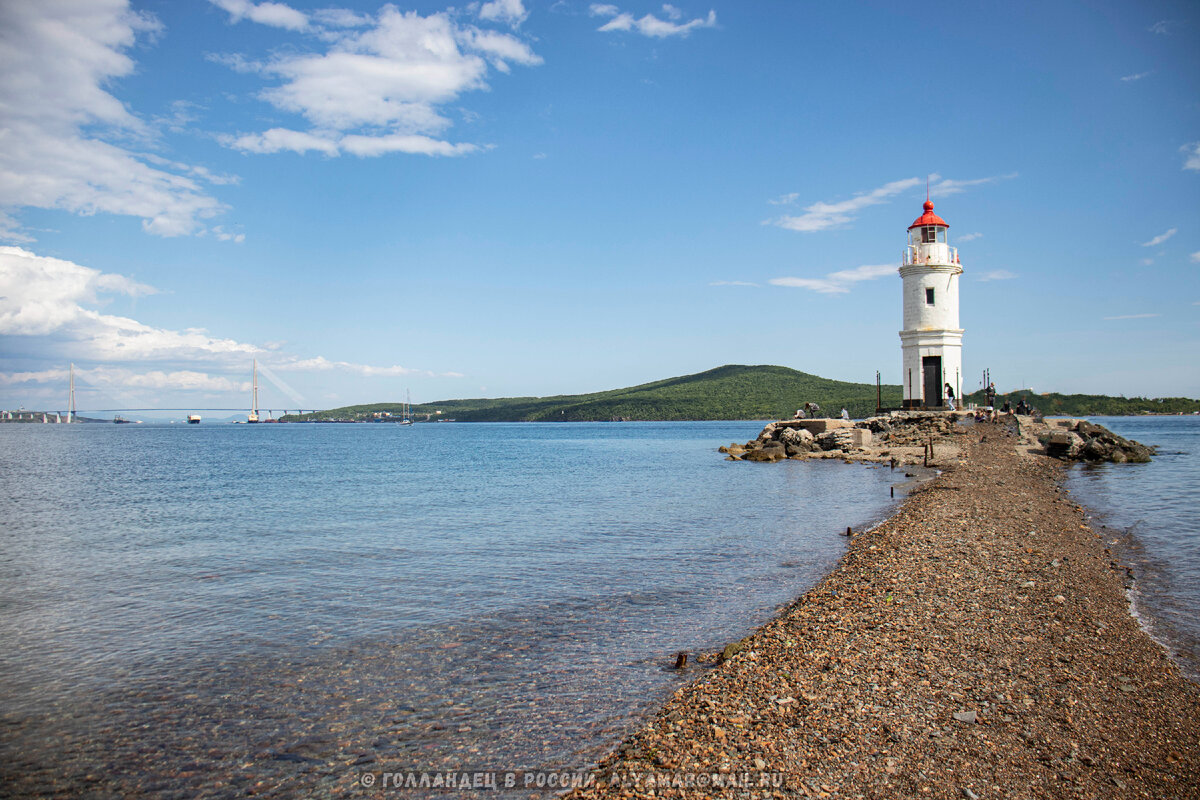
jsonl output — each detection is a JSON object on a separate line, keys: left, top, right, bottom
{"left": 1031, "top": 418, "right": 1155, "bottom": 464}
{"left": 720, "top": 412, "right": 966, "bottom": 465}
{"left": 569, "top": 426, "right": 1199, "bottom": 800}
{"left": 721, "top": 413, "right": 1153, "bottom": 467}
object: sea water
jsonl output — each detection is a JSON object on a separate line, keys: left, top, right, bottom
{"left": 0, "top": 421, "right": 901, "bottom": 797}
{"left": 1064, "top": 415, "right": 1200, "bottom": 682}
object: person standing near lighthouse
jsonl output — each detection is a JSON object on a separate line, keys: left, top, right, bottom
{"left": 899, "top": 197, "right": 964, "bottom": 409}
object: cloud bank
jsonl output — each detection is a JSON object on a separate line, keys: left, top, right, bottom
{"left": 0, "top": 1, "right": 228, "bottom": 241}
{"left": 0, "top": 246, "right": 461, "bottom": 399}
{"left": 212, "top": 3, "right": 542, "bottom": 158}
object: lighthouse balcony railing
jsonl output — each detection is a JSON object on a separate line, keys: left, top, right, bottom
{"left": 902, "top": 246, "right": 959, "bottom": 266}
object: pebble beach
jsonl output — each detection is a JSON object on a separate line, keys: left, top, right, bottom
{"left": 569, "top": 420, "right": 1200, "bottom": 799}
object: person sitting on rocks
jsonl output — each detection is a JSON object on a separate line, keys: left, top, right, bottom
{"left": 1001, "top": 400, "right": 1012, "bottom": 414}
{"left": 840, "top": 408, "right": 850, "bottom": 421}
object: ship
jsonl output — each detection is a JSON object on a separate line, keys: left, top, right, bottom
{"left": 187, "top": 415, "right": 201, "bottom": 424}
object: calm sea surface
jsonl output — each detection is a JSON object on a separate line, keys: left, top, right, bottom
{"left": 1064, "top": 416, "right": 1200, "bottom": 681}
{"left": 0, "top": 421, "right": 902, "bottom": 798}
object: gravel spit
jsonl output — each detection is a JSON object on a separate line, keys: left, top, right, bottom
{"left": 569, "top": 422, "right": 1200, "bottom": 799}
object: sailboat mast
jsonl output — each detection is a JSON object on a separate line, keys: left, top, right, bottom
{"left": 248, "top": 359, "right": 261, "bottom": 423}
{"left": 67, "top": 363, "right": 75, "bottom": 423}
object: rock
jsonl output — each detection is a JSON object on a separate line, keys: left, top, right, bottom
{"left": 952, "top": 710, "right": 978, "bottom": 724}
{"left": 756, "top": 423, "right": 781, "bottom": 442}
{"left": 744, "top": 443, "right": 787, "bottom": 462}
{"left": 779, "top": 427, "right": 814, "bottom": 447}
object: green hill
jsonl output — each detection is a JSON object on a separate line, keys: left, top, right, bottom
{"left": 288, "top": 365, "right": 902, "bottom": 422}
{"left": 285, "top": 365, "right": 1200, "bottom": 423}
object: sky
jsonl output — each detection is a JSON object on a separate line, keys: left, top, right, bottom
{"left": 1, "top": 0, "right": 1198, "bottom": 416}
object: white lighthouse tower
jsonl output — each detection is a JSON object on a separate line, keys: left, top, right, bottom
{"left": 899, "top": 199, "right": 963, "bottom": 408}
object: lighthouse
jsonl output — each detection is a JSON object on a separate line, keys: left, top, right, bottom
{"left": 899, "top": 199, "right": 963, "bottom": 409}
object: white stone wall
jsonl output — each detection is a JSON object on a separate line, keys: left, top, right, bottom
{"left": 900, "top": 265, "right": 961, "bottom": 331}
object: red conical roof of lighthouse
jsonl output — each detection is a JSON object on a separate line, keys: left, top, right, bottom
{"left": 908, "top": 199, "right": 949, "bottom": 230}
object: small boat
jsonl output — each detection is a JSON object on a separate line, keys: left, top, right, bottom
{"left": 114, "top": 415, "right": 132, "bottom": 424}
{"left": 187, "top": 415, "right": 201, "bottom": 424}
{"left": 397, "top": 389, "right": 414, "bottom": 425}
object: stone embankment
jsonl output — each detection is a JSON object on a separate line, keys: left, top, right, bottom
{"left": 568, "top": 421, "right": 1198, "bottom": 800}
{"left": 720, "top": 413, "right": 1152, "bottom": 466}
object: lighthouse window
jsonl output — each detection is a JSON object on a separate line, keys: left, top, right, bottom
{"left": 926, "top": 287, "right": 935, "bottom": 305}
{"left": 922, "top": 227, "right": 937, "bottom": 243}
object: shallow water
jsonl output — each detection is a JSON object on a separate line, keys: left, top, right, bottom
{"left": 1064, "top": 416, "right": 1200, "bottom": 681}
{"left": 0, "top": 421, "right": 902, "bottom": 797}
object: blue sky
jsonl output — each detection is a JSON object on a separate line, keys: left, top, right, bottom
{"left": 1, "top": 0, "right": 1198, "bottom": 414}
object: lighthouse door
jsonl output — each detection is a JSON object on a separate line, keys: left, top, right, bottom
{"left": 922, "top": 356, "right": 943, "bottom": 407}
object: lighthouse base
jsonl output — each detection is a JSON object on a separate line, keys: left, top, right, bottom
{"left": 899, "top": 329, "right": 963, "bottom": 409}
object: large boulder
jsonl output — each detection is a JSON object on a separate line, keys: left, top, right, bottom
{"left": 744, "top": 443, "right": 787, "bottom": 462}
{"left": 778, "top": 426, "right": 817, "bottom": 457}
{"left": 1039, "top": 420, "right": 1155, "bottom": 463}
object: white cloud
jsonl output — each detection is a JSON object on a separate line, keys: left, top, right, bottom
{"left": 768, "top": 193, "right": 799, "bottom": 206}
{"left": 211, "top": 226, "right": 245, "bottom": 243}
{"left": 769, "top": 264, "right": 894, "bottom": 295}
{"left": 342, "top": 133, "right": 481, "bottom": 157}
{"left": 709, "top": 280, "right": 759, "bottom": 287}
{"left": 768, "top": 173, "right": 1016, "bottom": 233}
{"left": 225, "top": 128, "right": 342, "bottom": 156}
{"left": 1103, "top": 313, "right": 1161, "bottom": 320}
{"left": 767, "top": 178, "right": 921, "bottom": 232}
{"left": 478, "top": 0, "right": 528, "bottom": 28}
{"left": 0, "top": 1, "right": 228, "bottom": 240}
{"left": 0, "top": 246, "right": 257, "bottom": 362}
{"left": 590, "top": 4, "right": 716, "bottom": 37}
{"left": 208, "top": 0, "right": 308, "bottom": 31}
{"left": 977, "top": 270, "right": 1016, "bottom": 281}
{"left": 1120, "top": 71, "right": 1152, "bottom": 82}
{"left": 275, "top": 356, "right": 462, "bottom": 378}
{"left": 217, "top": 6, "right": 541, "bottom": 158}
{"left": 0, "top": 366, "right": 249, "bottom": 393}
{"left": 1142, "top": 228, "right": 1177, "bottom": 247}
{"left": 1, "top": 247, "right": 464, "bottom": 403}
{"left": 929, "top": 172, "right": 1018, "bottom": 196}
{"left": 957, "top": 232, "right": 983, "bottom": 242}
{"left": 1191, "top": 251, "right": 1200, "bottom": 263}
{"left": 1182, "top": 142, "right": 1200, "bottom": 171}
{"left": 1140, "top": 257, "right": 1155, "bottom": 267}
{"left": 1149, "top": 20, "right": 1176, "bottom": 34}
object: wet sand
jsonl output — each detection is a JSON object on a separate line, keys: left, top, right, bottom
{"left": 570, "top": 421, "right": 1200, "bottom": 799}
